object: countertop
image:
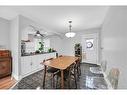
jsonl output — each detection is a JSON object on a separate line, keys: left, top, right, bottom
{"left": 21, "top": 51, "right": 56, "bottom": 57}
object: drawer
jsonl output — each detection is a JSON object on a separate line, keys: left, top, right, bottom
{"left": 0, "top": 50, "right": 10, "bottom": 57}
{"left": 0, "top": 52, "right": 9, "bottom": 57}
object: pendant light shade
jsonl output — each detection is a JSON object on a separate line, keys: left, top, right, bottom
{"left": 65, "top": 21, "right": 76, "bottom": 38}
{"left": 65, "top": 32, "right": 76, "bottom": 38}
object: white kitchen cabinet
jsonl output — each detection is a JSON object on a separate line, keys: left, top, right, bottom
{"left": 21, "top": 52, "right": 56, "bottom": 78}
{"left": 31, "top": 55, "right": 40, "bottom": 72}
{"left": 32, "top": 54, "right": 45, "bottom": 71}
{"left": 21, "top": 56, "right": 32, "bottom": 76}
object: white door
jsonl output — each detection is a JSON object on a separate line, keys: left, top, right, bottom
{"left": 81, "top": 33, "right": 98, "bottom": 64}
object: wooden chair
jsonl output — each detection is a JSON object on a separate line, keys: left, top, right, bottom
{"left": 56, "top": 63, "right": 77, "bottom": 89}
{"left": 107, "top": 68, "right": 120, "bottom": 89}
{"left": 41, "top": 58, "right": 60, "bottom": 89}
{"left": 68, "top": 63, "right": 77, "bottom": 88}
{"left": 75, "top": 57, "right": 81, "bottom": 77}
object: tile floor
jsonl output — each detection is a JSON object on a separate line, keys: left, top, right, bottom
{"left": 13, "top": 63, "right": 107, "bottom": 89}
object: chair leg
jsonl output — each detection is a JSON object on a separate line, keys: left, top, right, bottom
{"left": 74, "top": 65, "right": 77, "bottom": 89}
{"left": 78, "top": 64, "right": 81, "bottom": 76}
{"left": 43, "top": 66, "right": 46, "bottom": 89}
{"left": 51, "top": 74, "right": 55, "bottom": 89}
{"left": 77, "top": 63, "right": 81, "bottom": 76}
{"left": 68, "top": 68, "right": 71, "bottom": 89}
{"left": 76, "top": 64, "right": 80, "bottom": 79}
{"left": 56, "top": 75, "right": 59, "bottom": 88}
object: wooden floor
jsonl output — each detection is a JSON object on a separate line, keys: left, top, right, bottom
{"left": 0, "top": 76, "right": 16, "bottom": 89}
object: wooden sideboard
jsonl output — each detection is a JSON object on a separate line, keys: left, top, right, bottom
{"left": 0, "top": 50, "right": 12, "bottom": 78}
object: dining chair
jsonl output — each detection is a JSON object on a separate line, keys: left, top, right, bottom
{"left": 55, "top": 63, "right": 77, "bottom": 89}
{"left": 68, "top": 63, "right": 78, "bottom": 88}
{"left": 107, "top": 68, "right": 120, "bottom": 89}
{"left": 41, "top": 58, "right": 60, "bottom": 89}
{"left": 75, "top": 57, "right": 81, "bottom": 77}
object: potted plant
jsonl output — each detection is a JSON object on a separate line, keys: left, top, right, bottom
{"left": 38, "top": 42, "right": 44, "bottom": 52}
{"left": 48, "top": 48, "right": 52, "bottom": 53}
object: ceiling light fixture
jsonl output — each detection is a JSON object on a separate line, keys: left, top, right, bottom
{"left": 29, "top": 25, "right": 44, "bottom": 37}
{"left": 35, "top": 30, "right": 44, "bottom": 37}
{"left": 65, "top": 21, "right": 76, "bottom": 38}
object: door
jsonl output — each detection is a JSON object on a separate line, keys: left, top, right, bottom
{"left": 81, "top": 33, "right": 98, "bottom": 64}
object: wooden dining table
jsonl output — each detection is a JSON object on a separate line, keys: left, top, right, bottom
{"left": 42, "top": 56, "right": 79, "bottom": 89}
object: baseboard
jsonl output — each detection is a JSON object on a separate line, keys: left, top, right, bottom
{"left": 10, "top": 68, "right": 43, "bottom": 89}
{"left": 10, "top": 79, "right": 21, "bottom": 89}
{"left": 11, "top": 73, "right": 19, "bottom": 81}
{"left": 9, "top": 75, "right": 21, "bottom": 89}
{"left": 20, "top": 68, "right": 43, "bottom": 79}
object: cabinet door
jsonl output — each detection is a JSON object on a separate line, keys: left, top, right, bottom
{"left": 32, "top": 55, "right": 44, "bottom": 71}
{"left": 31, "top": 55, "right": 39, "bottom": 71}
{"left": 21, "top": 56, "right": 32, "bottom": 76}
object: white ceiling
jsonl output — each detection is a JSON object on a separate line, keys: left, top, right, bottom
{"left": 0, "top": 6, "right": 109, "bottom": 34}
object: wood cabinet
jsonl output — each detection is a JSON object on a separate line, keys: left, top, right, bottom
{"left": 21, "top": 52, "right": 56, "bottom": 78}
{"left": 0, "top": 50, "right": 12, "bottom": 78}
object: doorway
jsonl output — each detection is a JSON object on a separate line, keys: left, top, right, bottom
{"left": 81, "top": 33, "right": 99, "bottom": 64}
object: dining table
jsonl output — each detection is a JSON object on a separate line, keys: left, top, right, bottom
{"left": 42, "top": 56, "right": 79, "bottom": 89}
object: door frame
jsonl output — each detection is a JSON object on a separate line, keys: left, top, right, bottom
{"left": 81, "top": 33, "right": 99, "bottom": 65}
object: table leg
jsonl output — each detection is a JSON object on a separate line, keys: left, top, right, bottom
{"left": 61, "top": 70, "right": 64, "bottom": 89}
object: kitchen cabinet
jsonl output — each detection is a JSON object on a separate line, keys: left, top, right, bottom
{"left": 21, "top": 52, "right": 56, "bottom": 78}
{"left": 21, "top": 56, "right": 32, "bottom": 76}
{"left": 31, "top": 54, "right": 45, "bottom": 72}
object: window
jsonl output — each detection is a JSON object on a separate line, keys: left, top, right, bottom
{"left": 34, "top": 38, "right": 42, "bottom": 51}
{"left": 33, "top": 38, "right": 50, "bottom": 52}
{"left": 43, "top": 38, "right": 50, "bottom": 52}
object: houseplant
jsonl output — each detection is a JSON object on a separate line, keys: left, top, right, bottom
{"left": 38, "top": 42, "right": 44, "bottom": 52}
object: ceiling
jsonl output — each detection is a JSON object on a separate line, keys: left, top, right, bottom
{"left": 0, "top": 6, "right": 109, "bottom": 35}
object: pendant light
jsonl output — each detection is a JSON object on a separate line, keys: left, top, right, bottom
{"left": 65, "top": 21, "right": 76, "bottom": 38}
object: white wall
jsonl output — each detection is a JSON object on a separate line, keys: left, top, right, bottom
{"left": 0, "top": 17, "right": 10, "bottom": 49}
{"left": 19, "top": 15, "right": 42, "bottom": 41}
{"left": 50, "top": 35, "right": 63, "bottom": 55}
{"left": 0, "top": 16, "right": 21, "bottom": 80}
{"left": 10, "top": 16, "right": 20, "bottom": 80}
{"left": 101, "top": 7, "right": 127, "bottom": 89}
{"left": 18, "top": 15, "right": 64, "bottom": 55}
{"left": 61, "top": 28, "right": 101, "bottom": 56}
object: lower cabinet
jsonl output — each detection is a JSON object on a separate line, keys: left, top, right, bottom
{"left": 21, "top": 56, "right": 32, "bottom": 76}
{"left": 21, "top": 52, "right": 56, "bottom": 78}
